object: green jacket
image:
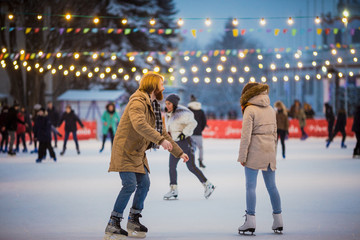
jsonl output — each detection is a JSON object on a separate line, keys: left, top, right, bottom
{"left": 101, "top": 111, "right": 120, "bottom": 135}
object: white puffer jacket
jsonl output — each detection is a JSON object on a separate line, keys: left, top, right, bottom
{"left": 165, "top": 105, "right": 198, "bottom": 141}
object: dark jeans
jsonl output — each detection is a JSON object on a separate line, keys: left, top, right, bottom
{"left": 63, "top": 131, "right": 79, "bottom": 150}
{"left": 0, "top": 130, "right": 8, "bottom": 151}
{"left": 355, "top": 131, "right": 360, "bottom": 152}
{"left": 112, "top": 168, "right": 150, "bottom": 218}
{"left": 51, "top": 127, "right": 58, "bottom": 146}
{"left": 101, "top": 128, "right": 114, "bottom": 150}
{"left": 38, "top": 141, "right": 56, "bottom": 159}
{"left": 16, "top": 132, "right": 27, "bottom": 151}
{"left": 327, "top": 120, "right": 334, "bottom": 139}
{"left": 330, "top": 127, "right": 346, "bottom": 144}
{"left": 169, "top": 138, "right": 207, "bottom": 185}
{"left": 277, "top": 129, "right": 286, "bottom": 156}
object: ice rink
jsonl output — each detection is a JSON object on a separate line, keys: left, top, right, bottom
{"left": 1, "top": 137, "right": 359, "bottom": 240}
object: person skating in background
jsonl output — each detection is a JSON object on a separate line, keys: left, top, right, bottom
{"left": 187, "top": 94, "right": 207, "bottom": 168}
{"left": 327, "top": 108, "right": 347, "bottom": 149}
{"left": 105, "top": 73, "right": 189, "bottom": 239}
{"left": 324, "top": 103, "right": 335, "bottom": 141}
{"left": 58, "top": 105, "right": 84, "bottom": 155}
{"left": 289, "top": 100, "right": 308, "bottom": 140}
{"left": 352, "top": 105, "right": 360, "bottom": 158}
{"left": 303, "top": 102, "right": 315, "bottom": 119}
{"left": 163, "top": 94, "right": 215, "bottom": 200}
{"left": 30, "top": 104, "right": 42, "bottom": 154}
{"left": 47, "top": 101, "right": 60, "bottom": 148}
{"left": 238, "top": 83, "right": 283, "bottom": 235}
{"left": 0, "top": 105, "right": 9, "bottom": 153}
{"left": 33, "top": 108, "right": 56, "bottom": 163}
{"left": 99, "top": 102, "right": 120, "bottom": 153}
{"left": 6, "top": 104, "right": 23, "bottom": 156}
{"left": 22, "top": 107, "right": 33, "bottom": 146}
{"left": 15, "top": 106, "right": 27, "bottom": 153}
{"left": 274, "top": 101, "right": 289, "bottom": 159}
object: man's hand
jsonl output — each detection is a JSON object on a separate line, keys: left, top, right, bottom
{"left": 180, "top": 153, "right": 189, "bottom": 162}
{"left": 161, "top": 139, "right": 173, "bottom": 151}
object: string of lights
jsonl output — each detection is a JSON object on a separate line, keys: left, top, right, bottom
{"left": 2, "top": 11, "right": 355, "bottom": 27}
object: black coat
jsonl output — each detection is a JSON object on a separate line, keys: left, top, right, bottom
{"left": 188, "top": 102, "right": 207, "bottom": 136}
{"left": 352, "top": 106, "right": 360, "bottom": 133}
{"left": 33, "top": 116, "right": 52, "bottom": 142}
{"left": 59, "top": 110, "right": 84, "bottom": 132}
{"left": 325, "top": 105, "right": 335, "bottom": 122}
{"left": 6, "top": 107, "right": 19, "bottom": 131}
{"left": 0, "top": 110, "right": 8, "bottom": 130}
{"left": 47, "top": 107, "right": 59, "bottom": 126}
{"left": 334, "top": 112, "right": 347, "bottom": 131}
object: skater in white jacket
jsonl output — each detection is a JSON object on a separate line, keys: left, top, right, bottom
{"left": 237, "top": 83, "right": 283, "bottom": 235}
{"left": 163, "top": 94, "right": 215, "bottom": 200}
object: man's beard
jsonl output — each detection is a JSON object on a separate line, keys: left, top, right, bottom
{"left": 155, "top": 89, "right": 163, "bottom": 101}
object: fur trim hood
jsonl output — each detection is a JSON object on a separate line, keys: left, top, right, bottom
{"left": 240, "top": 84, "right": 269, "bottom": 107}
{"left": 188, "top": 101, "right": 202, "bottom": 110}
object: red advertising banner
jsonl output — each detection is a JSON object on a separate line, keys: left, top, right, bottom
{"left": 57, "top": 121, "right": 97, "bottom": 140}
{"left": 202, "top": 119, "right": 354, "bottom": 139}
{"left": 52, "top": 119, "right": 354, "bottom": 140}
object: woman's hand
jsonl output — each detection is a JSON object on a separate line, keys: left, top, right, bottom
{"left": 180, "top": 153, "right": 189, "bottom": 162}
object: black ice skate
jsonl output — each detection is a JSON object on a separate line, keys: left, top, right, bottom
{"left": 104, "top": 216, "right": 128, "bottom": 240}
{"left": 127, "top": 212, "right": 148, "bottom": 238}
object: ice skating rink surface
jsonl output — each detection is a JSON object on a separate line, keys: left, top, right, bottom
{"left": 1, "top": 137, "right": 359, "bottom": 240}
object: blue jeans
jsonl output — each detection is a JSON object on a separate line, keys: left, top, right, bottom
{"left": 63, "top": 131, "right": 79, "bottom": 150}
{"left": 112, "top": 168, "right": 150, "bottom": 218}
{"left": 245, "top": 166, "right": 282, "bottom": 215}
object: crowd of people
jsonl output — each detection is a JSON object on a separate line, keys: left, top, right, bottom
{"left": 0, "top": 102, "right": 84, "bottom": 162}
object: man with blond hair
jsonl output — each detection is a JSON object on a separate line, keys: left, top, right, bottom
{"left": 105, "top": 72, "right": 189, "bottom": 239}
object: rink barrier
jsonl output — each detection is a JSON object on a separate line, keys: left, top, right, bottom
{"left": 202, "top": 118, "right": 354, "bottom": 139}
{"left": 53, "top": 118, "right": 354, "bottom": 140}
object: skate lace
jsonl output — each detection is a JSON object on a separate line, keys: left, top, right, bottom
{"left": 132, "top": 213, "right": 142, "bottom": 224}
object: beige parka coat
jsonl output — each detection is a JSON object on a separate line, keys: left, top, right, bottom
{"left": 108, "top": 90, "right": 183, "bottom": 174}
{"left": 238, "top": 86, "right": 277, "bottom": 171}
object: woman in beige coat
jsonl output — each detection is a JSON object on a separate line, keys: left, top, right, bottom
{"left": 105, "top": 72, "right": 189, "bottom": 239}
{"left": 237, "top": 83, "right": 283, "bottom": 235}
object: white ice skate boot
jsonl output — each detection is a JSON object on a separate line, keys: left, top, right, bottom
{"left": 238, "top": 213, "right": 256, "bottom": 235}
{"left": 272, "top": 213, "right": 283, "bottom": 234}
{"left": 203, "top": 181, "right": 215, "bottom": 199}
{"left": 163, "top": 184, "right": 178, "bottom": 200}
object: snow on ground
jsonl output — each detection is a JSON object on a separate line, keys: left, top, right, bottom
{"left": 0, "top": 137, "right": 359, "bottom": 240}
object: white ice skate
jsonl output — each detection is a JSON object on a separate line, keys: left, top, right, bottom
{"left": 163, "top": 184, "right": 178, "bottom": 200}
{"left": 272, "top": 213, "right": 283, "bottom": 234}
{"left": 203, "top": 181, "right": 215, "bottom": 199}
{"left": 238, "top": 213, "right": 256, "bottom": 236}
